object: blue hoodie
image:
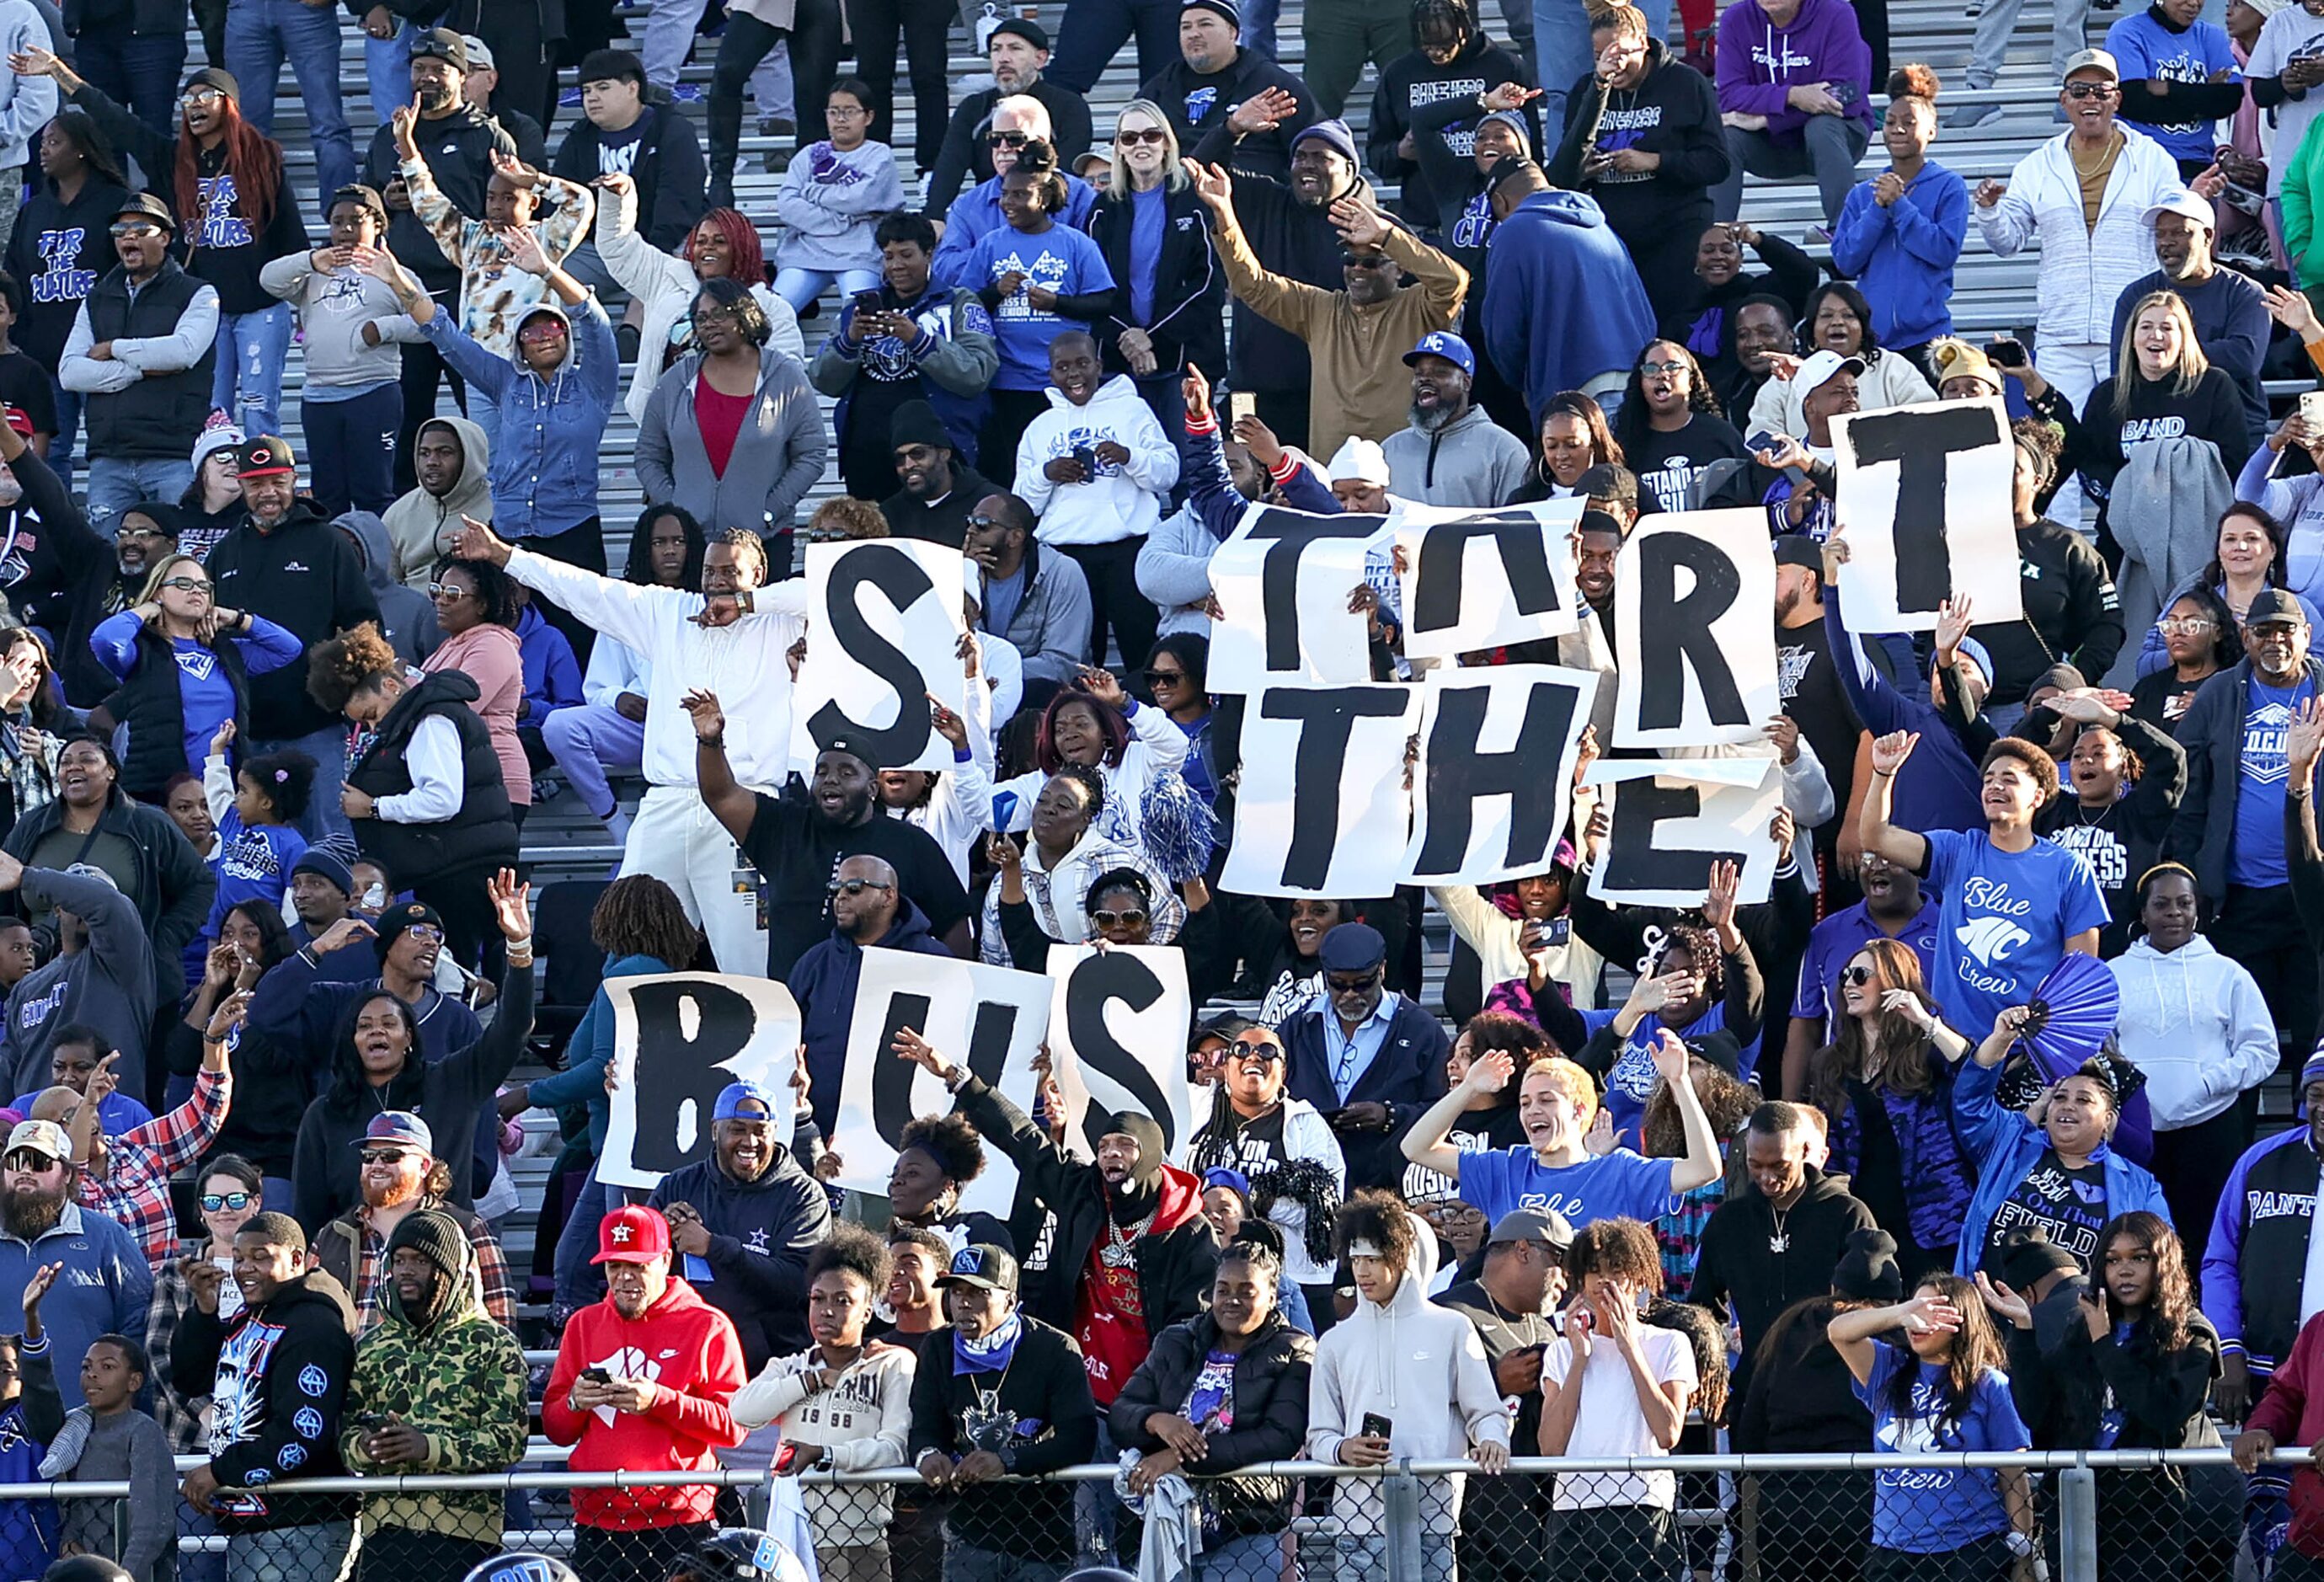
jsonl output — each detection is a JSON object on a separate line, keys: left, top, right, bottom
{"left": 422, "top": 297, "right": 619, "bottom": 542}
{"left": 1950, "top": 1056, "right": 2172, "bottom": 1277}
{"left": 1829, "top": 160, "right": 1969, "bottom": 349}
{"left": 788, "top": 900, "right": 952, "bottom": 1135}
{"left": 1714, "top": 0, "right": 1875, "bottom": 143}
{"left": 1479, "top": 191, "right": 1657, "bottom": 430}
{"left": 515, "top": 602, "right": 583, "bottom": 723}
{"left": 1823, "top": 581, "right": 1987, "bottom": 835}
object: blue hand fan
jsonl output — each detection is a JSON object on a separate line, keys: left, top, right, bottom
{"left": 2017, "top": 952, "right": 2121, "bottom": 1079}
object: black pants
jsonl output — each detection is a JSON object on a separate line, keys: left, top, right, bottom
{"left": 479, "top": 4, "right": 558, "bottom": 135}
{"left": 711, "top": 1, "right": 841, "bottom": 178}
{"left": 573, "top": 1522, "right": 716, "bottom": 1582}
{"left": 847, "top": 0, "right": 953, "bottom": 169}
{"left": 2211, "top": 880, "right": 2318, "bottom": 1062}
{"left": 2151, "top": 1097, "right": 2253, "bottom": 1274}
{"left": 1044, "top": 0, "right": 1179, "bottom": 94}
{"left": 355, "top": 1526, "right": 497, "bottom": 1582}
{"left": 417, "top": 859, "right": 507, "bottom": 983}
{"left": 1060, "top": 537, "right": 1156, "bottom": 672}
{"left": 1251, "top": 389, "right": 1310, "bottom": 459}
{"left": 977, "top": 388, "right": 1050, "bottom": 489}
{"left": 1750, "top": 1470, "right": 1873, "bottom": 1582}
{"left": 522, "top": 516, "right": 609, "bottom": 672}
{"left": 1866, "top": 1536, "right": 2014, "bottom": 1582}
{"left": 1547, "top": 1503, "right": 1680, "bottom": 1582}
{"left": 394, "top": 334, "right": 467, "bottom": 496}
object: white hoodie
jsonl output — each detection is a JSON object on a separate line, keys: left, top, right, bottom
{"left": 1013, "top": 373, "right": 1181, "bottom": 547}
{"left": 730, "top": 1340, "right": 917, "bottom": 1544}
{"left": 2109, "top": 934, "right": 2278, "bottom": 1130}
{"left": 1305, "top": 1206, "right": 1510, "bottom": 1534}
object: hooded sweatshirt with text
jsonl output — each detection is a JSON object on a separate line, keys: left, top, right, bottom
{"left": 1012, "top": 372, "right": 1181, "bottom": 546}
{"left": 1713, "top": 0, "right": 1876, "bottom": 144}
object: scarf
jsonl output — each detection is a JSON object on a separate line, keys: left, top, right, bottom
{"left": 953, "top": 1308, "right": 1023, "bottom": 1376}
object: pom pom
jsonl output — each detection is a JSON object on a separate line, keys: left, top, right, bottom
{"left": 1135, "top": 769, "right": 1217, "bottom": 885}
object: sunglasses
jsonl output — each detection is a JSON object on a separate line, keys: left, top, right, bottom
{"left": 3, "top": 1152, "right": 56, "bottom": 1173}
{"left": 180, "top": 87, "right": 222, "bottom": 106}
{"left": 829, "top": 877, "right": 895, "bottom": 897}
{"left": 1230, "top": 1039, "right": 1285, "bottom": 1061}
{"left": 517, "top": 323, "right": 568, "bottom": 343}
{"left": 1092, "top": 907, "right": 1148, "bottom": 928}
{"left": 425, "top": 582, "right": 471, "bottom": 599}
{"left": 2158, "top": 617, "right": 2216, "bottom": 634}
{"left": 964, "top": 514, "right": 1007, "bottom": 532}
{"left": 158, "top": 576, "right": 211, "bottom": 594}
{"left": 1115, "top": 127, "right": 1167, "bottom": 146}
{"left": 1145, "top": 668, "right": 1187, "bottom": 686}
{"left": 2063, "top": 81, "right": 2117, "bottom": 99}
{"left": 1342, "top": 252, "right": 1393, "bottom": 269}
{"left": 1841, "top": 965, "right": 1875, "bottom": 986}
{"left": 110, "top": 222, "right": 163, "bottom": 239}
{"left": 988, "top": 130, "right": 1029, "bottom": 147}
{"left": 359, "top": 1148, "right": 418, "bottom": 1166}
{"left": 200, "top": 1192, "right": 254, "bottom": 1213}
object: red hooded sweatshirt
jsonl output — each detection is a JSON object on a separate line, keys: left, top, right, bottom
{"left": 1076, "top": 1161, "right": 1208, "bottom": 1407}
{"left": 542, "top": 1275, "right": 748, "bottom": 1529}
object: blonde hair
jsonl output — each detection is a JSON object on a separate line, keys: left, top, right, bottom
{"left": 2115, "top": 290, "right": 2209, "bottom": 415}
{"left": 1104, "top": 99, "right": 1186, "bottom": 201}
{"left": 1527, "top": 1056, "right": 1599, "bottom": 1125}
{"left": 139, "top": 553, "right": 210, "bottom": 605}
{"left": 1590, "top": 3, "right": 1650, "bottom": 42}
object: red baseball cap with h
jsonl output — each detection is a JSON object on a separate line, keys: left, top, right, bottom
{"left": 593, "top": 1204, "right": 672, "bottom": 1264}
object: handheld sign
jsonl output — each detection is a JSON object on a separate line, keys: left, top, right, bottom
{"left": 1582, "top": 757, "right": 1783, "bottom": 907}
{"left": 600, "top": 974, "right": 800, "bottom": 1189}
{"left": 792, "top": 537, "right": 970, "bottom": 772}
{"left": 1834, "top": 398, "right": 2022, "bottom": 633}
{"left": 1400, "top": 663, "right": 1598, "bottom": 885}
{"left": 1206, "top": 505, "right": 1388, "bottom": 692}
{"left": 1046, "top": 944, "right": 1195, "bottom": 1159}
{"left": 1220, "top": 682, "right": 1424, "bottom": 897}
{"left": 1392, "top": 500, "right": 1583, "bottom": 660}
{"left": 831, "top": 949, "right": 1052, "bottom": 1215}
{"left": 1613, "top": 508, "right": 1779, "bottom": 749}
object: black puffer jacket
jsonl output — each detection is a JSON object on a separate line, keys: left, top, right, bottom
{"left": 1110, "top": 1308, "right": 1313, "bottom": 1538}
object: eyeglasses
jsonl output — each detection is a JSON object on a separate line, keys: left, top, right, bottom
{"left": 399, "top": 924, "right": 445, "bottom": 943}
{"left": 200, "top": 1192, "right": 253, "bottom": 1212}
{"left": 2063, "top": 81, "right": 2118, "bottom": 99}
{"left": 828, "top": 877, "right": 895, "bottom": 897}
{"left": 1145, "top": 668, "right": 1187, "bottom": 686}
{"left": 964, "top": 514, "right": 1007, "bottom": 533}
{"left": 691, "top": 306, "right": 742, "bottom": 329}
{"left": 1841, "top": 965, "right": 1875, "bottom": 986}
{"left": 120, "top": 526, "right": 173, "bottom": 542}
{"left": 158, "top": 576, "right": 211, "bottom": 594}
{"left": 2158, "top": 617, "right": 2216, "bottom": 634}
{"left": 110, "top": 222, "right": 162, "bottom": 239}
{"left": 1092, "top": 907, "right": 1148, "bottom": 927}
{"left": 426, "top": 582, "right": 471, "bottom": 599}
{"left": 987, "top": 130, "right": 1029, "bottom": 147}
{"left": 180, "top": 87, "right": 222, "bottom": 107}
{"left": 359, "top": 1148, "right": 418, "bottom": 1166}
{"left": 1115, "top": 127, "right": 1167, "bottom": 146}
{"left": 1342, "top": 252, "right": 1393, "bottom": 269}
{"left": 1639, "top": 360, "right": 1689, "bottom": 376}
{"left": 826, "top": 104, "right": 869, "bottom": 119}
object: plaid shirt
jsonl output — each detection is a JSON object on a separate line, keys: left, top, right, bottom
{"left": 317, "top": 1203, "right": 516, "bottom": 1333}
{"left": 77, "top": 1067, "right": 229, "bottom": 1269}
{"left": 147, "top": 1236, "right": 240, "bottom": 1452}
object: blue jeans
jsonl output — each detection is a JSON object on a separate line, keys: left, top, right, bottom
{"left": 1238, "top": 0, "right": 1279, "bottom": 56}
{"left": 364, "top": 22, "right": 416, "bottom": 120}
{"left": 224, "top": 0, "right": 358, "bottom": 207}
{"left": 252, "top": 722, "right": 350, "bottom": 841}
{"left": 86, "top": 457, "right": 195, "bottom": 537}
{"left": 1534, "top": 0, "right": 1670, "bottom": 125}
{"left": 771, "top": 265, "right": 881, "bottom": 315}
{"left": 45, "top": 378, "right": 79, "bottom": 492}
{"left": 72, "top": 28, "right": 186, "bottom": 142}
{"left": 552, "top": 1162, "right": 637, "bottom": 1310}
{"left": 212, "top": 302, "right": 292, "bottom": 441}
{"left": 1198, "top": 1533, "right": 1285, "bottom": 1582}
{"left": 301, "top": 382, "right": 401, "bottom": 518}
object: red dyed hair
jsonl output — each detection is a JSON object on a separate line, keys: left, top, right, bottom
{"left": 684, "top": 208, "right": 767, "bottom": 286}
{"left": 1032, "top": 687, "right": 1130, "bottom": 774}
{"left": 174, "top": 99, "right": 281, "bottom": 242}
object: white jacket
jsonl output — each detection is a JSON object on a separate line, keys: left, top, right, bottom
{"left": 1014, "top": 374, "right": 1180, "bottom": 546}
{"left": 1429, "top": 884, "right": 1605, "bottom": 1013}
{"left": 595, "top": 179, "right": 806, "bottom": 427}
{"left": 580, "top": 634, "right": 649, "bottom": 709}
{"left": 1305, "top": 1208, "right": 1509, "bottom": 1532}
{"left": 990, "top": 698, "right": 1190, "bottom": 851}
{"left": 2109, "top": 934, "right": 2278, "bottom": 1129}
{"left": 1748, "top": 347, "right": 1936, "bottom": 439}
{"left": 1179, "top": 1088, "right": 1349, "bottom": 1286}
{"left": 886, "top": 669, "right": 996, "bottom": 885}
{"left": 1974, "top": 126, "right": 2182, "bottom": 349}
{"left": 731, "top": 1341, "right": 916, "bottom": 1544}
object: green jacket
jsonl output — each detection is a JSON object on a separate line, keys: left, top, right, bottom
{"left": 339, "top": 1230, "right": 530, "bottom": 1543}
{"left": 2286, "top": 113, "right": 2324, "bottom": 276}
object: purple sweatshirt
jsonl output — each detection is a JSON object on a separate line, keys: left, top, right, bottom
{"left": 1715, "top": 0, "right": 1875, "bottom": 142}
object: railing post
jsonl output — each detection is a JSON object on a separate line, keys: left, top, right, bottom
{"left": 1381, "top": 1463, "right": 1422, "bottom": 1582}
{"left": 2057, "top": 1460, "right": 2099, "bottom": 1582}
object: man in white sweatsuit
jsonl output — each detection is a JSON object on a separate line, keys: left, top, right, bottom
{"left": 1013, "top": 331, "right": 1179, "bottom": 671}
{"left": 1972, "top": 48, "right": 2179, "bottom": 524}
{"left": 453, "top": 515, "right": 805, "bottom": 974}
{"left": 1307, "top": 1189, "right": 1510, "bottom": 1581}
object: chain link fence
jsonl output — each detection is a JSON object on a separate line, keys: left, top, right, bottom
{"left": 0, "top": 1452, "right": 2294, "bottom": 1582}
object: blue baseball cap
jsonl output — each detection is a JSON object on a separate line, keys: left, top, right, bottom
{"left": 1404, "top": 331, "right": 1476, "bottom": 377}
{"left": 713, "top": 1080, "right": 779, "bottom": 1121}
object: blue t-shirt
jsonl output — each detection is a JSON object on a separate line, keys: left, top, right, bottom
{"left": 961, "top": 222, "right": 1117, "bottom": 391}
{"left": 2105, "top": 10, "right": 2242, "bottom": 162}
{"left": 194, "top": 809, "right": 306, "bottom": 981}
{"left": 1855, "top": 1342, "right": 2031, "bottom": 1553}
{"left": 1921, "top": 828, "right": 2113, "bottom": 1038}
{"left": 1456, "top": 1144, "right": 1681, "bottom": 1227}
{"left": 171, "top": 638, "right": 239, "bottom": 777}
{"left": 1128, "top": 185, "right": 1165, "bottom": 328}
{"left": 1790, "top": 899, "right": 1944, "bottom": 1039}
{"left": 2230, "top": 673, "right": 2316, "bottom": 887}
{"left": 1603, "top": 1002, "right": 1728, "bottom": 1145}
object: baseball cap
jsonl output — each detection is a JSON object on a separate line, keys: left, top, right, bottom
{"left": 1772, "top": 534, "right": 1824, "bottom": 571}
{"left": 713, "top": 1081, "right": 778, "bottom": 1121}
{"left": 1488, "top": 1208, "right": 1575, "bottom": 1249}
{"left": 4, "top": 1120, "right": 67, "bottom": 1162}
{"left": 1794, "top": 349, "right": 1867, "bottom": 397}
{"left": 409, "top": 28, "right": 469, "bottom": 70}
{"left": 2062, "top": 47, "right": 2118, "bottom": 82}
{"left": 2144, "top": 188, "right": 2214, "bottom": 229}
{"left": 2249, "top": 587, "right": 2307, "bottom": 625}
{"left": 593, "top": 1205, "right": 673, "bottom": 1264}
{"left": 938, "top": 1242, "right": 1020, "bottom": 1294}
{"left": 1403, "top": 331, "right": 1477, "bottom": 377}
{"left": 459, "top": 35, "right": 494, "bottom": 71}
{"left": 236, "top": 435, "right": 296, "bottom": 478}
{"left": 356, "top": 1111, "right": 432, "bottom": 1156}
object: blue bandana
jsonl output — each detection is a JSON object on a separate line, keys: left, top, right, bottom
{"left": 952, "top": 1308, "right": 1023, "bottom": 1376}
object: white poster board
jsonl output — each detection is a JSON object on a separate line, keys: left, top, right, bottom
{"left": 600, "top": 974, "right": 801, "bottom": 1189}
{"left": 1581, "top": 757, "right": 1783, "bottom": 908}
{"left": 1219, "top": 682, "right": 1424, "bottom": 897}
{"left": 1392, "top": 499, "right": 1584, "bottom": 660}
{"left": 1834, "top": 397, "right": 2023, "bottom": 633}
{"left": 1046, "top": 943, "right": 1197, "bottom": 1161}
{"left": 1612, "top": 508, "right": 1780, "bottom": 749}
{"left": 1401, "top": 663, "right": 1598, "bottom": 885}
{"left": 1205, "top": 504, "right": 1388, "bottom": 692}
{"left": 792, "top": 537, "right": 970, "bottom": 772}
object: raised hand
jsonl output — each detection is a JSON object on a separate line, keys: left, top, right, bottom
{"left": 1078, "top": 665, "right": 1127, "bottom": 709}
{"left": 1183, "top": 361, "right": 1212, "bottom": 424}
{"left": 1974, "top": 178, "right": 2006, "bottom": 208}
{"left": 488, "top": 868, "right": 532, "bottom": 941}
{"left": 1869, "top": 730, "right": 1920, "bottom": 776}
{"left": 891, "top": 1026, "right": 955, "bottom": 1080}
{"left": 1461, "top": 1047, "right": 1516, "bottom": 1096}
{"left": 452, "top": 515, "right": 513, "bottom": 566}
{"left": 927, "top": 693, "right": 968, "bottom": 749}
{"left": 503, "top": 223, "right": 551, "bottom": 276}
{"left": 1700, "top": 858, "right": 1739, "bottom": 932}
{"left": 19, "top": 1260, "right": 59, "bottom": 1335}
{"left": 680, "top": 689, "right": 726, "bottom": 742}
{"left": 1184, "top": 160, "right": 1233, "bottom": 212}
{"left": 1974, "top": 1270, "right": 2032, "bottom": 1328}
{"left": 1331, "top": 199, "right": 1388, "bottom": 251}
{"left": 1648, "top": 1027, "right": 1691, "bottom": 1087}
{"left": 2290, "top": 696, "right": 2324, "bottom": 783}
{"left": 390, "top": 104, "right": 419, "bottom": 156}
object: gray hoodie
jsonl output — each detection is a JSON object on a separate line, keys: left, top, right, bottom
{"left": 382, "top": 414, "right": 494, "bottom": 590}
{"left": 1381, "top": 403, "right": 1532, "bottom": 510}
{"left": 334, "top": 510, "right": 441, "bottom": 664}
{"left": 259, "top": 249, "right": 420, "bottom": 394}
{"left": 637, "top": 345, "right": 829, "bottom": 533}
{"left": 1, "top": 866, "right": 155, "bottom": 1104}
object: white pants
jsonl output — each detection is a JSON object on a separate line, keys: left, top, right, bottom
{"left": 619, "top": 783, "right": 769, "bottom": 975}
{"left": 2038, "top": 339, "right": 2108, "bottom": 528}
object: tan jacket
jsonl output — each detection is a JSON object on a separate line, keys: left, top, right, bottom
{"left": 1213, "top": 216, "right": 1467, "bottom": 463}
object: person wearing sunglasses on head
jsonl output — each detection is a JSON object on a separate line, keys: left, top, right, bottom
{"left": 787, "top": 854, "right": 955, "bottom": 1137}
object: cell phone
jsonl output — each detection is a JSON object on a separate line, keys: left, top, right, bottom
{"left": 1988, "top": 336, "right": 2029, "bottom": 368}
{"left": 580, "top": 1366, "right": 613, "bottom": 1385}
{"left": 1360, "top": 1413, "right": 1393, "bottom": 1440}
{"left": 852, "top": 289, "right": 885, "bottom": 317}
{"left": 1745, "top": 430, "right": 1781, "bottom": 456}
{"left": 2300, "top": 391, "right": 2324, "bottom": 430}
{"left": 1228, "top": 391, "right": 1257, "bottom": 425}
{"left": 1071, "top": 444, "right": 1098, "bottom": 476}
